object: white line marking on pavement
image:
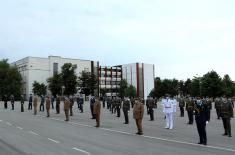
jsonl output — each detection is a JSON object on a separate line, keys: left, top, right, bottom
{"left": 43, "top": 116, "right": 235, "bottom": 153}
{"left": 29, "top": 131, "right": 39, "bottom": 136}
{"left": 6, "top": 122, "right": 12, "bottom": 126}
{"left": 142, "top": 135, "right": 235, "bottom": 152}
{"left": 72, "top": 147, "right": 90, "bottom": 155}
{"left": 17, "top": 126, "right": 23, "bottom": 130}
{"left": 48, "top": 138, "right": 60, "bottom": 144}
{"left": 50, "top": 118, "right": 60, "bottom": 121}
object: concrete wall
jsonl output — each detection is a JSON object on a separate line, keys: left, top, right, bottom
{"left": 13, "top": 56, "right": 98, "bottom": 99}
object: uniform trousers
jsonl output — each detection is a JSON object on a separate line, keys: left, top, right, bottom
{"left": 135, "top": 119, "right": 143, "bottom": 133}
{"left": 180, "top": 107, "right": 184, "bottom": 117}
{"left": 64, "top": 109, "right": 69, "bottom": 121}
{"left": 123, "top": 110, "right": 129, "bottom": 123}
{"left": 149, "top": 108, "right": 154, "bottom": 120}
{"left": 222, "top": 118, "right": 231, "bottom": 136}
{"left": 165, "top": 112, "right": 173, "bottom": 129}
{"left": 187, "top": 111, "right": 194, "bottom": 124}
{"left": 196, "top": 122, "right": 207, "bottom": 144}
{"left": 56, "top": 103, "right": 60, "bottom": 114}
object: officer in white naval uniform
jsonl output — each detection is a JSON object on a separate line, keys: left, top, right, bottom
{"left": 162, "top": 94, "right": 175, "bottom": 129}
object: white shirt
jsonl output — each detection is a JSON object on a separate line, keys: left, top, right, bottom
{"left": 162, "top": 98, "right": 174, "bottom": 113}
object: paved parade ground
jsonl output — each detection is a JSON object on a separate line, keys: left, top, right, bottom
{"left": 0, "top": 101, "right": 234, "bottom": 155}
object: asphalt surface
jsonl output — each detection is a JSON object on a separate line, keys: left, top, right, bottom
{"left": 0, "top": 101, "right": 234, "bottom": 155}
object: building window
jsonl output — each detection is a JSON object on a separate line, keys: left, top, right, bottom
{"left": 53, "top": 63, "right": 58, "bottom": 76}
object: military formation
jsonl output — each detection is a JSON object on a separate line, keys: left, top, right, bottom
{"left": 0, "top": 93, "right": 234, "bottom": 145}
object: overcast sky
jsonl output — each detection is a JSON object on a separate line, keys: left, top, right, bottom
{"left": 0, "top": 0, "right": 235, "bottom": 80}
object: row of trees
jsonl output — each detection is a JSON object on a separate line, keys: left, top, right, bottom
{"left": 0, "top": 59, "right": 22, "bottom": 99}
{"left": 150, "top": 71, "right": 235, "bottom": 98}
{"left": 33, "top": 63, "right": 98, "bottom": 97}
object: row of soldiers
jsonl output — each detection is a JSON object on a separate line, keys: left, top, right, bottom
{"left": 178, "top": 96, "right": 234, "bottom": 137}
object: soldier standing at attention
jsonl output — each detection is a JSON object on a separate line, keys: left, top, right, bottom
{"left": 186, "top": 97, "right": 195, "bottom": 124}
{"left": 78, "top": 94, "right": 84, "bottom": 113}
{"left": 178, "top": 97, "right": 185, "bottom": 117}
{"left": 90, "top": 95, "right": 96, "bottom": 119}
{"left": 10, "top": 94, "right": 14, "bottom": 110}
{"left": 146, "top": 96, "right": 155, "bottom": 121}
{"left": 116, "top": 97, "right": 122, "bottom": 117}
{"left": 33, "top": 94, "right": 38, "bottom": 115}
{"left": 69, "top": 96, "right": 74, "bottom": 116}
{"left": 133, "top": 98, "right": 144, "bottom": 135}
{"left": 45, "top": 95, "right": 51, "bottom": 117}
{"left": 3, "top": 95, "right": 8, "bottom": 109}
{"left": 205, "top": 97, "right": 212, "bottom": 121}
{"left": 51, "top": 96, "right": 55, "bottom": 109}
{"left": 162, "top": 94, "right": 174, "bottom": 130}
{"left": 55, "top": 95, "right": 60, "bottom": 114}
{"left": 20, "top": 94, "right": 24, "bottom": 112}
{"left": 64, "top": 96, "right": 70, "bottom": 121}
{"left": 28, "top": 94, "right": 33, "bottom": 110}
{"left": 93, "top": 96, "right": 101, "bottom": 127}
{"left": 122, "top": 97, "right": 130, "bottom": 124}
{"left": 214, "top": 97, "right": 221, "bottom": 119}
{"left": 195, "top": 96, "right": 209, "bottom": 145}
{"left": 220, "top": 97, "right": 233, "bottom": 137}
{"left": 111, "top": 97, "right": 115, "bottom": 114}
{"left": 39, "top": 95, "right": 45, "bottom": 112}
{"left": 107, "top": 97, "right": 111, "bottom": 110}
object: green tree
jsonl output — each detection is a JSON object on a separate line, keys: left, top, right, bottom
{"left": 0, "top": 59, "right": 22, "bottom": 99}
{"left": 184, "top": 79, "right": 192, "bottom": 96}
{"left": 61, "top": 63, "right": 78, "bottom": 96}
{"left": 78, "top": 71, "right": 98, "bottom": 96}
{"left": 190, "top": 76, "right": 201, "bottom": 97}
{"left": 100, "top": 88, "right": 107, "bottom": 97}
{"left": 118, "top": 79, "right": 128, "bottom": 98}
{"left": 125, "top": 85, "right": 137, "bottom": 98}
{"left": 47, "top": 74, "right": 63, "bottom": 96}
{"left": 32, "top": 81, "right": 47, "bottom": 96}
{"left": 200, "top": 71, "right": 222, "bottom": 98}
{"left": 151, "top": 77, "right": 163, "bottom": 98}
{"left": 221, "top": 74, "right": 235, "bottom": 97}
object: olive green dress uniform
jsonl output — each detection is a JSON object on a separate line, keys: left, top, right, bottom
{"left": 116, "top": 98, "right": 122, "bottom": 117}
{"left": 107, "top": 97, "right": 111, "bottom": 110}
{"left": 220, "top": 98, "right": 234, "bottom": 137}
{"left": 56, "top": 96, "right": 60, "bottom": 114}
{"left": 186, "top": 97, "right": 195, "bottom": 124}
{"left": 122, "top": 98, "right": 130, "bottom": 124}
{"left": 45, "top": 96, "right": 50, "bottom": 117}
{"left": 33, "top": 95, "right": 38, "bottom": 115}
{"left": 93, "top": 98, "right": 101, "bottom": 127}
{"left": 214, "top": 98, "right": 221, "bottom": 119}
{"left": 206, "top": 98, "right": 212, "bottom": 121}
{"left": 133, "top": 99, "right": 144, "bottom": 135}
{"left": 20, "top": 95, "right": 24, "bottom": 112}
{"left": 111, "top": 98, "right": 115, "bottom": 114}
{"left": 178, "top": 98, "right": 185, "bottom": 117}
{"left": 146, "top": 97, "right": 155, "bottom": 121}
{"left": 64, "top": 98, "right": 70, "bottom": 121}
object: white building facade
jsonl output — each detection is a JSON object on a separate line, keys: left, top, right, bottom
{"left": 99, "top": 63, "right": 155, "bottom": 99}
{"left": 12, "top": 56, "right": 99, "bottom": 98}
{"left": 122, "top": 63, "right": 155, "bottom": 100}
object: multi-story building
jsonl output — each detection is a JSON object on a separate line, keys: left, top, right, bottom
{"left": 99, "top": 63, "right": 155, "bottom": 99}
{"left": 99, "top": 66, "right": 122, "bottom": 97}
{"left": 12, "top": 56, "right": 99, "bottom": 98}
